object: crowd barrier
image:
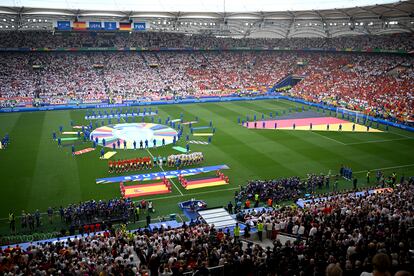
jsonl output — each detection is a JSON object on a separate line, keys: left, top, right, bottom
{"left": 1, "top": 95, "right": 413, "bottom": 132}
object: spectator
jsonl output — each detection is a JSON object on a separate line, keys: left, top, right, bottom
{"left": 326, "top": 263, "right": 343, "bottom": 276}
{"left": 360, "top": 253, "right": 392, "bottom": 276}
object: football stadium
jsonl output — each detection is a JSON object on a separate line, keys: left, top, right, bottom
{"left": 0, "top": 0, "right": 414, "bottom": 275}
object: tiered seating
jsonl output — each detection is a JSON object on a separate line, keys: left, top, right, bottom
{"left": 0, "top": 31, "right": 413, "bottom": 51}
{"left": 1, "top": 50, "right": 412, "bottom": 124}
{"left": 2, "top": 179, "right": 413, "bottom": 275}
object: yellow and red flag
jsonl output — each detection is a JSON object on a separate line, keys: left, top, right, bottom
{"left": 73, "top": 21, "right": 87, "bottom": 30}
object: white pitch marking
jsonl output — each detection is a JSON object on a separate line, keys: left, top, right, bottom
{"left": 146, "top": 149, "right": 184, "bottom": 196}
{"left": 344, "top": 137, "right": 411, "bottom": 145}
{"left": 389, "top": 131, "right": 414, "bottom": 139}
{"left": 309, "top": 130, "right": 346, "bottom": 145}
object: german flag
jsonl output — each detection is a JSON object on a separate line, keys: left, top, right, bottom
{"left": 73, "top": 21, "right": 87, "bottom": 30}
{"left": 119, "top": 22, "right": 132, "bottom": 31}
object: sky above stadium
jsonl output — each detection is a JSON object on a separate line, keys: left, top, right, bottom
{"left": 3, "top": 0, "right": 399, "bottom": 12}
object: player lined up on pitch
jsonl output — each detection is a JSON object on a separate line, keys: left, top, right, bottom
{"left": 0, "top": 133, "right": 9, "bottom": 149}
{"left": 167, "top": 152, "right": 204, "bottom": 167}
{"left": 108, "top": 156, "right": 152, "bottom": 173}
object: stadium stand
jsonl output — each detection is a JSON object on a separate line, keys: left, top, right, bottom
{"left": 0, "top": 2, "right": 414, "bottom": 274}
{"left": 0, "top": 32, "right": 413, "bottom": 51}
{"left": 1, "top": 49, "right": 413, "bottom": 123}
{"left": 1, "top": 179, "right": 413, "bottom": 275}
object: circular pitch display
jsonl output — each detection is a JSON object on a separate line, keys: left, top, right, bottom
{"left": 90, "top": 123, "right": 178, "bottom": 149}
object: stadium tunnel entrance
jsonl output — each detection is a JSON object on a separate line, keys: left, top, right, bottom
{"left": 270, "top": 74, "right": 304, "bottom": 93}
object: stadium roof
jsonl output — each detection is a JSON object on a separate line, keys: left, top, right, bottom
{"left": 0, "top": 0, "right": 405, "bottom": 12}
{"left": 0, "top": 0, "right": 413, "bottom": 37}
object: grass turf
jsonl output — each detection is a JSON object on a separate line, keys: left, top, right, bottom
{"left": 1, "top": 99, "right": 414, "bottom": 235}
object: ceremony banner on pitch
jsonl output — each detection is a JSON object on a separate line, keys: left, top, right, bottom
{"left": 172, "top": 146, "right": 188, "bottom": 153}
{"left": 96, "top": 164, "right": 230, "bottom": 184}
{"left": 60, "top": 137, "right": 79, "bottom": 141}
{"left": 101, "top": 151, "right": 117, "bottom": 160}
{"left": 181, "top": 121, "right": 198, "bottom": 125}
{"left": 74, "top": 148, "right": 95, "bottom": 155}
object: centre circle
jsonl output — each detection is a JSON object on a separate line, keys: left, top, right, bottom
{"left": 90, "top": 123, "right": 179, "bottom": 149}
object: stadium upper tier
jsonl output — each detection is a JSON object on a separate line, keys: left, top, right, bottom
{"left": 0, "top": 51, "right": 412, "bottom": 123}
{"left": 0, "top": 1, "right": 414, "bottom": 38}
{"left": 0, "top": 31, "right": 413, "bottom": 51}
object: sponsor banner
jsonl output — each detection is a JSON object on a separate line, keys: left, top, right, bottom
{"left": 56, "top": 21, "right": 71, "bottom": 30}
{"left": 104, "top": 22, "right": 117, "bottom": 30}
{"left": 88, "top": 21, "right": 102, "bottom": 30}
{"left": 134, "top": 22, "right": 146, "bottom": 31}
{"left": 96, "top": 164, "right": 230, "bottom": 184}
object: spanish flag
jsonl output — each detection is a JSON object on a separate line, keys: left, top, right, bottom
{"left": 73, "top": 21, "right": 87, "bottom": 30}
{"left": 119, "top": 22, "right": 132, "bottom": 31}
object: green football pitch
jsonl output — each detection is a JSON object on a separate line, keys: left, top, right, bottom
{"left": 1, "top": 99, "right": 414, "bottom": 235}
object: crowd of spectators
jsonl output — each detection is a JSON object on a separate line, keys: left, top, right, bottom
{"left": 2, "top": 179, "right": 413, "bottom": 275}
{"left": 0, "top": 34, "right": 413, "bottom": 123}
{"left": 58, "top": 198, "right": 133, "bottom": 227}
{"left": 235, "top": 176, "right": 305, "bottom": 206}
{"left": 235, "top": 173, "right": 340, "bottom": 208}
{"left": 289, "top": 53, "right": 414, "bottom": 123}
{"left": 12, "top": 198, "right": 137, "bottom": 237}
{"left": 0, "top": 51, "right": 291, "bottom": 107}
{"left": 236, "top": 180, "right": 414, "bottom": 275}
{"left": 0, "top": 31, "right": 413, "bottom": 51}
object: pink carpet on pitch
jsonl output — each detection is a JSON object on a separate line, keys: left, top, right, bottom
{"left": 243, "top": 117, "right": 348, "bottom": 129}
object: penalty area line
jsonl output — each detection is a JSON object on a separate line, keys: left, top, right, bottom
{"left": 344, "top": 137, "right": 411, "bottom": 145}
{"left": 389, "top": 131, "right": 414, "bottom": 139}
{"left": 146, "top": 148, "right": 183, "bottom": 196}
{"left": 309, "top": 131, "right": 346, "bottom": 145}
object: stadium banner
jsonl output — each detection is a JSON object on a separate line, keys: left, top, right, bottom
{"left": 133, "top": 22, "right": 146, "bottom": 31}
{"left": 73, "top": 21, "right": 87, "bottom": 30}
{"left": 96, "top": 164, "right": 230, "bottom": 184}
{"left": 56, "top": 21, "right": 71, "bottom": 30}
{"left": 104, "top": 22, "right": 117, "bottom": 31}
{"left": 88, "top": 21, "right": 102, "bottom": 30}
{"left": 119, "top": 22, "right": 132, "bottom": 31}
